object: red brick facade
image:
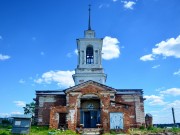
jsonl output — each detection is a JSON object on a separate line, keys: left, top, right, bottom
{"left": 34, "top": 81, "right": 145, "bottom": 133}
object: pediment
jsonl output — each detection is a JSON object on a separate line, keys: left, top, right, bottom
{"left": 64, "top": 80, "right": 116, "bottom": 94}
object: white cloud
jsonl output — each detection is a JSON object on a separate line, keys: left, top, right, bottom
{"left": 74, "top": 37, "right": 120, "bottom": 60}
{"left": 11, "top": 111, "right": 23, "bottom": 115}
{"left": 112, "top": 0, "right": 118, "bottom": 2}
{"left": 74, "top": 49, "right": 78, "bottom": 55}
{"left": 140, "top": 54, "right": 155, "bottom": 61}
{"left": 102, "top": 36, "right": 120, "bottom": 60}
{"left": 140, "top": 35, "right": 180, "bottom": 61}
{"left": 145, "top": 88, "right": 180, "bottom": 123}
{"left": 67, "top": 49, "right": 78, "bottom": 58}
{"left": 13, "top": 101, "right": 26, "bottom": 107}
{"left": 34, "top": 70, "right": 75, "bottom": 88}
{"left": 0, "top": 111, "right": 24, "bottom": 118}
{"left": 152, "top": 64, "right": 160, "bottom": 69}
{"left": 40, "top": 52, "right": 45, "bottom": 56}
{"left": 0, "top": 54, "right": 11, "bottom": 61}
{"left": 66, "top": 53, "right": 72, "bottom": 58}
{"left": 0, "top": 113, "right": 10, "bottom": 118}
{"left": 19, "top": 79, "right": 25, "bottom": 84}
{"left": 160, "top": 88, "right": 180, "bottom": 96}
{"left": 0, "top": 111, "right": 23, "bottom": 118}
{"left": 165, "top": 100, "right": 180, "bottom": 109}
{"left": 0, "top": 35, "right": 3, "bottom": 40}
{"left": 161, "top": 100, "right": 180, "bottom": 123}
{"left": 122, "top": 1, "right": 136, "bottom": 10}
{"left": 99, "top": 4, "right": 110, "bottom": 9}
{"left": 152, "top": 35, "right": 180, "bottom": 58}
{"left": 144, "top": 95, "right": 166, "bottom": 105}
{"left": 173, "top": 69, "right": 180, "bottom": 76}
{"left": 155, "top": 87, "right": 165, "bottom": 92}
{"left": 32, "top": 37, "right": 36, "bottom": 41}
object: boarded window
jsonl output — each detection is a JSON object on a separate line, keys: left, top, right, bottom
{"left": 110, "top": 112, "right": 123, "bottom": 129}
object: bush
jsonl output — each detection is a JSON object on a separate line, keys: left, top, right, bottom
{"left": 0, "top": 130, "right": 10, "bottom": 135}
{"left": 1, "top": 120, "right": 10, "bottom": 125}
{"left": 150, "top": 127, "right": 164, "bottom": 133}
{"left": 147, "top": 125, "right": 153, "bottom": 130}
{"left": 170, "top": 127, "right": 180, "bottom": 133}
{"left": 30, "top": 126, "right": 50, "bottom": 135}
{"left": 110, "top": 130, "right": 116, "bottom": 134}
{"left": 139, "top": 125, "right": 145, "bottom": 130}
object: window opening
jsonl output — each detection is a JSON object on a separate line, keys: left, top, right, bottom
{"left": 86, "top": 46, "right": 94, "bottom": 64}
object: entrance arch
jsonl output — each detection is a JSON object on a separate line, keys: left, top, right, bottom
{"left": 80, "top": 94, "right": 101, "bottom": 128}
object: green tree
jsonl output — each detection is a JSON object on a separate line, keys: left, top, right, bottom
{"left": 23, "top": 102, "right": 35, "bottom": 125}
{"left": 23, "top": 102, "right": 35, "bottom": 117}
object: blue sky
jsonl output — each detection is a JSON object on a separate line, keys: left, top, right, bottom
{"left": 0, "top": 0, "right": 180, "bottom": 124}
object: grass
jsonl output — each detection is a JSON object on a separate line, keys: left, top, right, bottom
{"left": 0, "top": 125, "right": 78, "bottom": 135}
{"left": 0, "top": 125, "right": 11, "bottom": 135}
{"left": 128, "top": 126, "right": 180, "bottom": 134}
{"left": 30, "top": 126, "right": 78, "bottom": 135}
{"left": 103, "top": 126, "right": 180, "bottom": 134}
{"left": 0, "top": 125, "right": 180, "bottom": 135}
{"left": 169, "top": 127, "right": 180, "bottom": 134}
{"left": 30, "top": 126, "right": 77, "bottom": 135}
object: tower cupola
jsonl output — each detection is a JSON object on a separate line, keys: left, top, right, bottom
{"left": 72, "top": 6, "right": 107, "bottom": 85}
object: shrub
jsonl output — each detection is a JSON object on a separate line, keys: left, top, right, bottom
{"left": 0, "top": 130, "right": 10, "bottom": 135}
{"left": 150, "top": 127, "right": 164, "bottom": 133}
{"left": 1, "top": 120, "right": 10, "bottom": 125}
{"left": 170, "top": 127, "right": 180, "bottom": 133}
{"left": 110, "top": 130, "right": 116, "bottom": 134}
{"left": 147, "top": 125, "right": 153, "bottom": 130}
{"left": 139, "top": 125, "right": 145, "bottom": 130}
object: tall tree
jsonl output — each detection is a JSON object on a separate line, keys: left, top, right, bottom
{"left": 23, "top": 102, "right": 35, "bottom": 125}
{"left": 23, "top": 102, "right": 35, "bottom": 117}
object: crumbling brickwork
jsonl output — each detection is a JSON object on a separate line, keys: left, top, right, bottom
{"left": 49, "top": 106, "right": 67, "bottom": 129}
{"left": 34, "top": 92, "right": 66, "bottom": 126}
{"left": 35, "top": 81, "right": 145, "bottom": 134}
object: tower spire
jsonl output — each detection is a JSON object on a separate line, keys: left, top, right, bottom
{"left": 88, "top": 4, "right": 91, "bottom": 30}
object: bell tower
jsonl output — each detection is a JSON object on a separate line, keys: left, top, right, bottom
{"left": 73, "top": 5, "right": 107, "bottom": 85}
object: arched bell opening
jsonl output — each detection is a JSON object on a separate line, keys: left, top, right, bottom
{"left": 86, "top": 46, "right": 94, "bottom": 64}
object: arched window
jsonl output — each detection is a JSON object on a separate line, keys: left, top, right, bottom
{"left": 86, "top": 46, "right": 94, "bottom": 64}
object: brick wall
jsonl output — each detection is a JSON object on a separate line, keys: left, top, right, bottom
{"left": 115, "top": 94, "right": 145, "bottom": 128}
{"left": 36, "top": 83, "right": 145, "bottom": 134}
{"left": 64, "top": 84, "right": 132, "bottom": 133}
{"left": 35, "top": 95, "right": 66, "bottom": 125}
{"left": 49, "top": 106, "right": 67, "bottom": 129}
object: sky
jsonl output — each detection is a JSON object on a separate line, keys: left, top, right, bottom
{"left": 0, "top": 0, "right": 180, "bottom": 124}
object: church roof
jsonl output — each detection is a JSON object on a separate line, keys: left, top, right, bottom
{"left": 64, "top": 80, "right": 117, "bottom": 93}
{"left": 36, "top": 90, "right": 65, "bottom": 95}
{"left": 116, "top": 89, "right": 143, "bottom": 95}
{"left": 35, "top": 81, "right": 143, "bottom": 96}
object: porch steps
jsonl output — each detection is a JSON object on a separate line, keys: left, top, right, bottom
{"left": 82, "top": 128, "right": 102, "bottom": 135}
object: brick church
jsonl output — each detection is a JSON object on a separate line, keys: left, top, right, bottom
{"left": 34, "top": 7, "right": 145, "bottom": 133}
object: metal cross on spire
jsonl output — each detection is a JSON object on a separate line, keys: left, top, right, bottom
{"left": 88, "top": 4, "right": 91, "bottom": 30}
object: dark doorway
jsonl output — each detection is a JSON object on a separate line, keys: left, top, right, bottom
{"left": 59, "top": 113, "right": 67, "bottom": 129}
{"left": 80, "top": 98, "right": 101, "bottom": 128}
{"left": 84, "top": 111, "right": 98, "bottom": 128}
{"left": 84, "top": 111, "right": 91, "bottom": 128}
{"left": 90, "top": 111, "right": 97, "bottom": 128}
